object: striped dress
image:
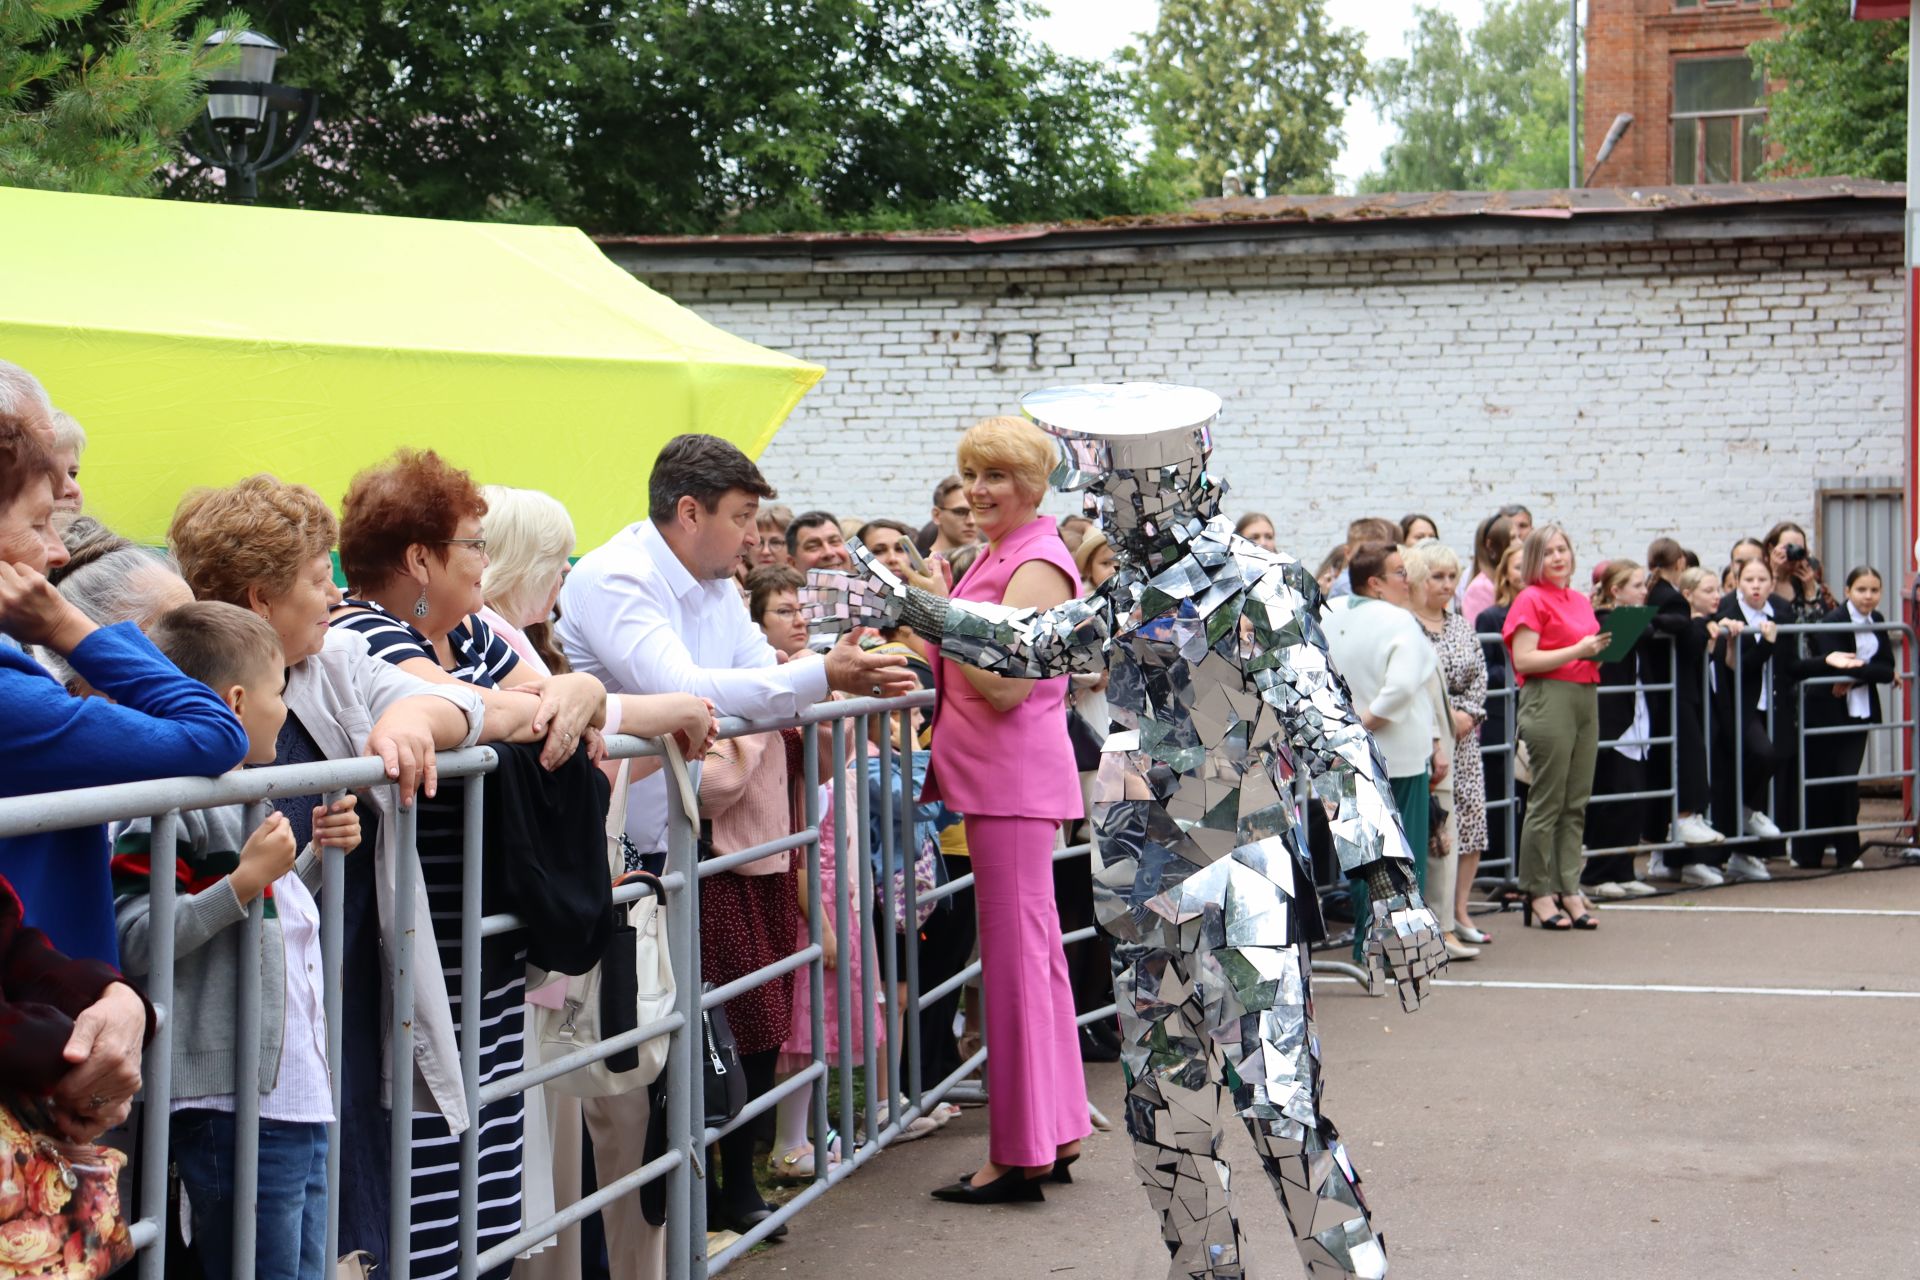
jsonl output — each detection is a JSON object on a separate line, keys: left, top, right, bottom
{"left": 331, "top": 602, "right": 526, "bottom": 1280}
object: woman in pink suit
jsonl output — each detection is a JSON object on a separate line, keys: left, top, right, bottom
{"left": 924, "top": 415, "right": 1090, "bottom": 1206}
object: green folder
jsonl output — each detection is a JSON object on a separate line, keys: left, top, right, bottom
{"left": 1594, "top": 605, "right": 1656, "bottom": 664}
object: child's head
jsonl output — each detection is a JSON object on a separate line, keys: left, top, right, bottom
{"left": 149, "top": 601, "right": 289, "bottom": 766}
{"left": 1846, "top": 566, "right": 1883, "bottom": 615}
{"left": 1679, "top": 567, "right": 1721, "bottom": 617}
{"left": 1591, "top": 558, "right": 1646, "bottom": 609}
{"left": 1736, "top": 557, "right": 1774, "bottom": 611}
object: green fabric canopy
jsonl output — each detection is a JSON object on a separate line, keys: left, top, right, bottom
{"left": 0, "top": 187, "right": 821, "bottom": 547}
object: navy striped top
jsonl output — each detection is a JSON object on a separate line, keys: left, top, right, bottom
{"left": 330, "top": 599, "right": 521, "bottom": 689}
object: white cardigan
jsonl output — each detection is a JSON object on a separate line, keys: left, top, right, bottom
{"left": 286, "top": 628, "right": 486, "bottom": 1132}
{"left": 1319, "top": 596, "right": 1443, "bottom": 777}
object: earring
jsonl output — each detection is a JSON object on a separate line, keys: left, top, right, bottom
{"left": 413, "top": 585, "right": 430, "bottom": 619}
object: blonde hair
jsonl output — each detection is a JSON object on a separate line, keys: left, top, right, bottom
{"left": 1520, "top": 524, "right": 1574, "bottom": 587}
{"left": 48, "top": 409, "right": 86, "bottom": 455}
{"left": 1493, "top": 543, "right": 1526, "bottom": 606}
{"left": 479, "top": 486, "right": 575, "bottom": 627}
{"left": 1591, "top": 558, "right": 1643, "bottom": 607}
{"left": 1677, "top": 567, "right": 1715, "bottom": 596}
{"left": 1402, "top": 538, "right": 1461, "bottom": 589}
{"left": 957, "top": 415, "right": 1055, "bottom": 505}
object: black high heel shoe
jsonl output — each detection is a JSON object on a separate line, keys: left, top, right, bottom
{"left": 1559, "top": 894, "right": 1600, "bottom": 930}
{"left": 930, "top": 1166, "right": 1046, "bottom": 1205}
{"left": 1051, "top": 1153, "right": 1080, "bottom": 1184}
{"left": 1522, "top": 896, "right": 1572, "bottom": 931}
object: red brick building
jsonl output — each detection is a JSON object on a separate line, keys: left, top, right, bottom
{"left": 1583, "top": 0, "right": 1787, "bottom": 189}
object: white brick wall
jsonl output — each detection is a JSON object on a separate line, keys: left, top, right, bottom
{"left": 638, "top": 232, "right": 1903, "bottom": 576}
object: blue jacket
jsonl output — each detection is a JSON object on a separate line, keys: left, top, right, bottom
{"left": 865, "top": 748, "right": 960, "bottom": 886}
{"left": 0, "top": 623, "right": 249, "bottom": 965}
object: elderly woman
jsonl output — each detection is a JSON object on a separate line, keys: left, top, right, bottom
{"left": 328, "top": 450, "right": 608, "bottom": 1278}
{"left": 1502, "top": 525, "right": 1609, "bottom": 931}
{"left": 1405, "top": 539, "right": 1490, "bottom": 951}
{"left": 475, "top": 484, "right": 711, "bottom": 1280}
{"left": 39, "top": 543, "right": 193, "bottom": 694}
{"left": 168, "top": 474, "right": 490, "bottom": 1276}
{"left": 910, "top": 415, "right": 1088, "bottom": 1204}
{"left": 0, "top": 414, "right": 197, "bottom": 1136}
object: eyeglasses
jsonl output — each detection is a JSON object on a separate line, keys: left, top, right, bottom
{"left": 1387, "top": 568, "right": 1409, "bottom": 581}
{"left": 767, "top": 606, "right": 802, "bottom": 620}
{"left": 940, "top": 506, "right": 972, "bottom": 518}
{"left": 444, "top": 538, "right": 488, "bottom": 553}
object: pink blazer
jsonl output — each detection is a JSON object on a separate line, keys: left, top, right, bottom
{"left": 923, "top": 515, "right": 1084, "bottom": 822}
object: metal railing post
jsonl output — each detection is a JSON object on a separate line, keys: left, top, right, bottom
{"left": 853, "top": 713, "right": 881, "bottom": 1145}
{"left": 897, "top": 710, "right": 922, "bottom": 1113}
{"left": 802, "top": 726, "right": 827, "bottom": 1189}
{"left": 387, "top": 797, "right": 419, "bottom": 1280}
{"left": 230, "top": 799, "right": 270, "bottom": 1279}
{"left": 135, "top": 810, "right": 179, "bottom": 1280}
{"left": 1669, "top": 636, "right": 1681, "bottom": 839}
{"left": 457, "top": 775, "right": 485, "bottom": 1280}
{"left": 662, "top": 742, "right": 705, "bottom": 1280}
{"left": 321, "top": 789, "right": 347, "bottom": 1272}
{"left": 871, "top": 712, "right": 900, "bottom": 1130}
{"left": 829, "top": 718, "right": 855, "bottom": 1153}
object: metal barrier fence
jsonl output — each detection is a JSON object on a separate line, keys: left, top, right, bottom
{"left": 0, "top": 619, "right": 1912, "bottom": 1280}
{"left": 1473, "top": 619, "right": 1920, "bottom": 883}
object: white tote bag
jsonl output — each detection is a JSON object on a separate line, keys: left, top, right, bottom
{"left": 530, "top": 754, "right": 681, "bottom": 1097}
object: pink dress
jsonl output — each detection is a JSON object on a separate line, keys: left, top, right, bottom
{"left": 778, "top": 756, "right": 881, "bottom": 1070}
{"left": 924, "top": 514, "right": 1090, "bottom": 1169}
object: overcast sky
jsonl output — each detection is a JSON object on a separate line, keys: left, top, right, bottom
{"left": 1021, "top": 0, "right": 1496, "bottom": 194}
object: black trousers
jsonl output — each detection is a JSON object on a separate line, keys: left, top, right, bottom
{"left": 1794, "top": 724, "right": 1870, "bottom": 867}
{"left": 1582, "top": 751, "right": 1648, "bottom": 885}
{"left": 915, "top": 853, "right": 976, "bottom": 1088}
{"left": 1710, "top": 708, "right": 1790, "bottom": 862}
{"left": 711, "top": 1049, "right": 778, "bottom": 1215}
{"left": 1055, "top": 821, "right": 1114, "bottom": 1035}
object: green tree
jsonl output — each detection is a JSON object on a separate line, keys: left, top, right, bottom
{"left": 1360, "top": 0, "right": 1572, "bottom": 193}
{"left": 1753, "top": 0, "right": 1907, "bottom": 181}
{"left": 1133, "top": 0, "right": 1368, "bottom": 198}
{"left": 1, "top": 0, "right": 245, "bottom": 196}
{"left": 179, "top": 0, "right": 1175, "bottom": 233}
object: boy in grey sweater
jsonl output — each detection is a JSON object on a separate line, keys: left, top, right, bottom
{"left": 112, "top": 601, "right": 360, "bottom": 1280}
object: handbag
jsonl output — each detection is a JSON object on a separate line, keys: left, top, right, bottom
{"left": 701, "top": 990, "right": 747, "bottom": 1130}
{"left": 0, "top": 1098, "right": 133, "bottom": 1278}
{"left": 529, "top": 758, "right": 677, "bottom": 1098}
{"left": 888, "top": 834, "right": 944, "bottom": 933}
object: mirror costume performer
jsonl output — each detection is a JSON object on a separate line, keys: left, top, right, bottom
{"left": 804, "top": 383, "right": 1445, "bottom": 1279}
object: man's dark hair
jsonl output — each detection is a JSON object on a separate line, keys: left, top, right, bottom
{"left": 149, "top": 600, "right": 285, "bottom": 692}
{"left": 648, "top": 434, "right": 775, "bottom": 524}
{"left": 933, "top": 475, "right": 964, "bottom": 508}
{"left": 786, "top": 510, "right": 839, "bottom": 557}
{"left": 1347, "top": 541, "right": 1397, "bottom": 595}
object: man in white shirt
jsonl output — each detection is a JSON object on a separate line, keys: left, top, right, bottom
{"left": 558, "top": 434, "right": 914, "bottom": 857}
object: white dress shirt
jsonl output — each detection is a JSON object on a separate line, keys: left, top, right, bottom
{"left": 1848, "top": 603, "right": 1880, "bottom": 721}
{"left": 1737, "top": 597, "right": 1775, "bottom": 712}
{"left": 557, "top": 519, "right": 830, "bottom": 853}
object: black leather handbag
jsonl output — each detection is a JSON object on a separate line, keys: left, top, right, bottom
{"left": 701, "top": 986, "right": 747, "bottom": 1130}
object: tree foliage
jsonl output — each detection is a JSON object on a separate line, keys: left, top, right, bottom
{"left": 1752, "top": 0, "right": 1907, "bottom": 182}
{"left": 168, "top": 0, "right": 1177, "bottom": 233}
{"left": 0, "top": 0, "right": 245, "bottom": 196}
{"left": 1133, "top": 0, "right": 1368, "bottom": 198}
{"left": 1360, "top": 0, "right": 1572, "bottom": 194}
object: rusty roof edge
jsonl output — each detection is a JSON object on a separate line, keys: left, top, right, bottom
{"left": 593, "top": 179, "right": 1905, "bottom": 257}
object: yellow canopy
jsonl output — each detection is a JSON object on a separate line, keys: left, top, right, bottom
{"left": 0, "top": 187, "right": 822, "bottom": 547}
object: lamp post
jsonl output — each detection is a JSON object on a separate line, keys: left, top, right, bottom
{"left": 185, "top": 29, "right": 319, "bottom": 205}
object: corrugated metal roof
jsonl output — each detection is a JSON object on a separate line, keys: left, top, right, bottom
{"left": 594, "top": 178, "right": 1903, "bottom": 253}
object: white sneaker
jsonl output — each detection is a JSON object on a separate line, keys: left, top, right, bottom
{"left": 1725, "top": 852, "right": 1773, "bottom": 882}
{"left": 1676, "top": 815, "right": 1724, "bottom": 845}
{"left": 1647, "top": 851, "right": 1673, "bottom": 880}
{"left": 1745, "top": 810, "right": 1782, "bottom": 839}
{"left": 1620, "top": 880, "right": 1658, "bottom": 896}
{"left": 1680, "top": 862, "right": 1725, "bottom": 887}
{"left": 1842, "top": 859, "right": 1865, "bottom": 872}
{"left": 1590, "top": 881, "right": 1628, "bottom": 900}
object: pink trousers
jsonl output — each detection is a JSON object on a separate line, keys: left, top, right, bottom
{"left": 967, "top": 814, "right": 1091, "bottom": 1168}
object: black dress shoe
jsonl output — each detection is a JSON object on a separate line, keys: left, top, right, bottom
{"left": 930, "top": 1167, "right": 1045, "bottom": 1205}
{"left": 1050, "top": 1153, "right": 1079, "bottom": 1184}
{"left": 714, "top": 1205, "right": 789, "bottom": 1240}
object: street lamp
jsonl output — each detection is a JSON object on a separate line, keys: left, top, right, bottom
{"left": 185, "top": 29, "right": 319, "bottom": 205}
{"left": 1581, "top": 114, "right": 1634, "bottom": 186}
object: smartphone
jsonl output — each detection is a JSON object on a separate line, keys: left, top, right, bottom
{"left": 902, "top": 537, "right": 929, "bottom": 574}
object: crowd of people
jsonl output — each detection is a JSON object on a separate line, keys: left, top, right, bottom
{"left": 0, "top": 351, "right": 1906, "bottom": 1279}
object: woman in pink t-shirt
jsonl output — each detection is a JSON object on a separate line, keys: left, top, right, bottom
{"left": 1501, "top": 524, "right": 1611, "bottom": 931}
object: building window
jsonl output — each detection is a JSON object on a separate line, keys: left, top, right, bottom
{"left": 1671, "top": 55, "right": 1764, "bottom": 183}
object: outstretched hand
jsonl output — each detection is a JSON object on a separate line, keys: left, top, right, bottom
{"left": 801, "top": 540, "right": 908, "bottom": 646}
{"left": 1363, "top": 894, "right": 1448, "bottom": 1012}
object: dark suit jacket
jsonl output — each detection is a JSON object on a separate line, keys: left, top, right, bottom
{"left": 1801, "top": 605, "right": 1896, "bottom": 728}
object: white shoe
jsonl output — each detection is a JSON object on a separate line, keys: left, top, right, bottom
{"left": 1590, "top": 882, "right": 1628, "bottom": 900}
{"left": 1646, "top": 851, "right": 1673, "bottom": 880}
{"left": 1620, "top": 880, "right": 1658, "bottom": 896}
{"left": 1842, "top": 859, "right": 1865, "bottom": 872}
{"left": 1676, "top": 815, "right": 1724, "bottom": 845}
{"left": 1725, "top": 852, "right": 1773, "bottom": 882}
{"left": 1680, "top": 862, "right": 1725, "bottom": 887}
{"left": 1443, "top": 935, "right": 1480, "bottom": 961}
{"left": 1745, "top": 810, "right": 1782, "bottom": 839}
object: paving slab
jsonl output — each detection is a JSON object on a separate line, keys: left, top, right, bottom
{"left": 730, "top": 860, "right": 1920, "bottom": 1280}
